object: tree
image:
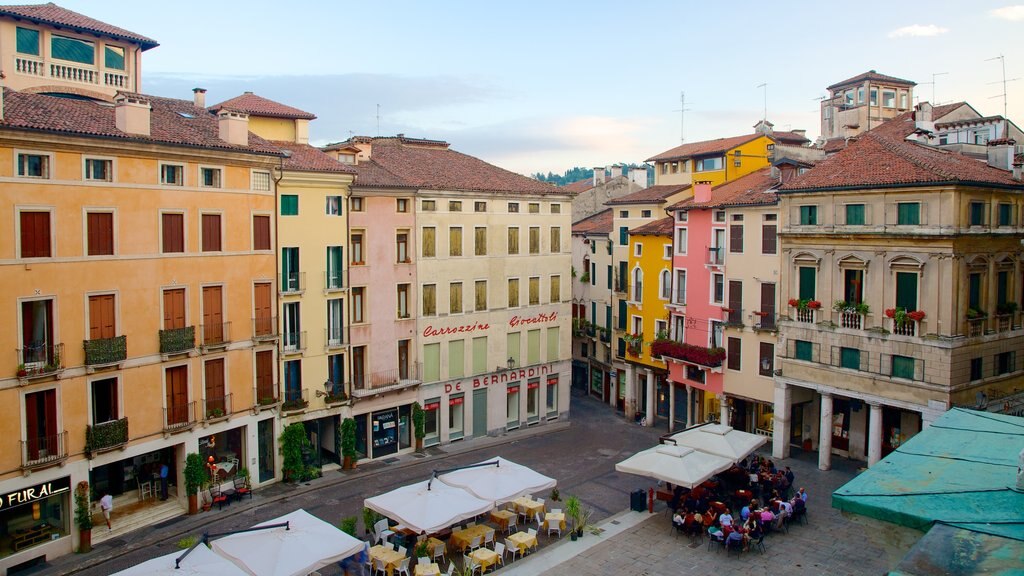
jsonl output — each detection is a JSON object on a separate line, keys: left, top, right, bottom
{"left": 279, "top": 423, "right": 310, "bottom": 482}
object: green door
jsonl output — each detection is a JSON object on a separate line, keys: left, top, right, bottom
{"left": 472, "top": 389, "right": 488, "bottom": 438}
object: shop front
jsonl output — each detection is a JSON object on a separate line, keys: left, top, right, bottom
{"left": 199, "top": 425, "right": 246, "bottom": 481}
{"left": 302, "top": 416, "right": 339, "bottom": 469}
{"left": 666, "top": 358, "right": 722, "bottom": 425}
{"left": 89, "top": 447, "right": 175, "bottom": 500}
{"left": 420, "top": 360, "right": 570, "bottom": 445}
{"left": 726, "top": 396, "right": 774, "bottom": 437}
{"left": 0, "top": 476, "right": 71, "bottom": 567}
{"left": 354, "top": 404, "right": 413, "bottom": 460}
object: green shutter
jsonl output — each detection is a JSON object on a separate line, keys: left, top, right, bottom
{"left": 891, "top": 355, "right": 915, "bottom": 379}
{"left": 619, "top": 227, "right": 628, "bottom": 245}
{"left": 897, "top": 203, "right": 919, "bottom": 225}
{"left": 527, "top": 329, "right": 540, "bottom": 365}
{"left": 473, "top": 336, "right": 487, "bottom": 375}
{"left": 605, "top": 305, "right": 612, "bottom": 332}
{"left": 794, "top": 340, "right": 813, "bottom": 361}
{"left": 51, "top": 35, "right": 94, "bottom": 65}
{"left": 997, "top": 271, "right": 1008, "bottom": 306}
{"left": 448, "top": 340, "right": 465, "bottom": 379}
{"left": 104, "top": 46, "right": 125, "bottom": 70}
{"left": 424, "top": 343, "right": 440, "bottom": 382}
{"left": 968, "top": 273, "right": 981, "bottom": 310}
{"left": 845, "top": 204, "right": 864, "bottom": 225}
{"left": 281, "top": 195, "right": 298, "bottom": 216}
{"left": 591, "top": 302, "right": 597, "bottom": 324}
{"left": 607, "top": 265, "right": 612, "bottom": 289}
{"left": 840, "top": 348, "right": 860, "bottom": 370}
{"left": 798, "top": 267, "right": 816, "bottom": 301}
{"left": 506, "top": 332, "right": 520, "bottom": 366}
{"left": 895, "top": 272, "right": 918, "bottom": 311}
{"left": 16, "top": 27, "right": 39, "bottom": 55}
{"left": 618, "top": 299, "right": 627, "bottom": 330}
{"left": 546, "top": 327, "right": 559, "bottom": 362}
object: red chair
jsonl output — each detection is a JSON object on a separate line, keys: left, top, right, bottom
{"left": 210, "top": 484, "right": 230, "bottom": 510}
{"left": 233, "top": 476, "right": 252, "bottom": 500}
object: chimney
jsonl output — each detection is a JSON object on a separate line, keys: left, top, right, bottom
{"left": 914, "top": 102, "right": 934, "bottom": 133}
{"left": 218, "top": 109, "right": 250, "bottom": 146}
{"left": 792, "top": 129, "right": 806, "bottom": 139}
{"left": 593, "top": 167, "right": 605, "bottom": 186}
{"left": 986, "top": 138, "right": 1016, "bottom": 171}
{"left": 192, "top": 87, "right": 206, "bottom": 108}
{"left": 694, "top": 181, "right": 713, "bottom": 203}
{"left": 1013, "top": 153, "right": 1022, "bottom": 182}
{"left": 629, "top": 166, "right": 648, "bottom": 187}
{"left": 609, "top": 165, "right": 623, "bottom": 179}
{"left": 114, "top": 94, "right": 151, "bottom": 136}
{"left": 0, "top": 71, "right": 5, "bottom": 121}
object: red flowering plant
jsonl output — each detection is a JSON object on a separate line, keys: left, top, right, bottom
{"left": 788, "top": 298, "right": 800, "bottom": 308}
{"left": 907, "top": 310, "right": 926, "bottom": 322}
{"left": 649, "top": 341, "right": 726, "bottom": 368}
{"left": 806, "top": 300, "right": 822, "bottom": 310}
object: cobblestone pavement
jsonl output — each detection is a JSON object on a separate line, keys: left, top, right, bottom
{"left": 40, "top": 389, "right": 913, "bottom": 576}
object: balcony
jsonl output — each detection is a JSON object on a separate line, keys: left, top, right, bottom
{"left": 650, "top": 340, "right": 726, "bottom": 368}
{"left": 723, "top": 307, "right": 744, "bottom": 327}
{"left": 322, "top": 381, "right": 349, "bottom": 406}
{"left": 85, "top": 418, "right": 128, "bottom": 456}
{"left": 84, "top": 335, "right": 127, "bottom": 367}
{"left": 252, "top": 316, "right": 279, "bottom": 342}
{"left": 994, "top": 313, "right": 1016, "bottom": 333}
{"left": 282, "top": 331, "right": 307, "bottom": 355}
{"left": 281, "top": 388, "right": 309, "bottom": 413}
{"left": 281, "top": 271, "right": 306, "bottom": 295}
{"left": 15, "top": 55, "right": 130, "bottom": 89}
{"left": 325, "top": 329, "right": 345, "bottom": 350}
{"left": 253, "top": 385, "right": 279, "bottom": 409}
{"left": 21, "top": 431, "right": 67, "bottom": 470}
{"left": 204, "top": 393, "right": 232, "bottom": 421}
{"left": 967, "top": 316, "right": 987, "bottom": 337}
{"left": 159, "top": 326, "right": 195, "bottom": 356}
{"left": 325, "top": 270, "right": 344, "bottom": 292}
{"left": 16, "top": 343, "right": 64, "bottom": 380}
{"left": 838, "top": 311, "right": 863, "bottom": 330}
{"left": 795, "top": 308, "right": 816, "bottom": 323}
{"left": 164, "top": 401, "right": 196, "bottom": 432}
{"left": 614, "top": 280, "right": 629, "bottom": 294}
{"left": 352, "top": 363, "right": 423, "bottom": 397}
{"left": 753, "top": 312, "right": 777, "bottom": 332}
{"left": 200, "top": 322, "right": 231, "bottom": 350}
{"left": 891, "top": 318, "right": 918, "bottom": 337}
{"left": 706, "top": 247, "right": 724, "bottom": 266}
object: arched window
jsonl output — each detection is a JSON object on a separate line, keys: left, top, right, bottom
{"left": 632, "top": 267, "right": 643, "bottom": 302}
{"left": 660, "top": 269, "right": 671, "bottom": 299}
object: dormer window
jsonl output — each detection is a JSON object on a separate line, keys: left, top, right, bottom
{"left": 51, "top": 35, "right": 95, "bottom": 65}
{"left": 104, "top": 45, "right": 125, "bottom": 70}
{"left": 16, "top": 27, "right": 39, "bottom": 55}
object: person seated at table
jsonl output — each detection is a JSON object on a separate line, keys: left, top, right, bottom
{"left": 695, "top": 495, "right": 709, "bottom": 514}
{"left": 719, "top": 511, "right": 733, "bottom": 529}
{"left": 778, "top": 499, "right": 793, "bottom": 520}
{"left": 672, "top": 509, "right": 685, "bottom": 531}
{"left": 767, "top": 459, "right": 777, "bottom": 474}
{"left": 670, "top": 485, "right": 685, "bottom": 511}
{"left": 791, "top": 494, "right": 806, "bottom": 517}
{"left": 795, "top": 487, "right": 808, "bottom": 503}
{"left": 759, "top": 508, "right": 774, "bottom": 525}
{"left": 740, "top": 501, "right": 752, "bottom": 521}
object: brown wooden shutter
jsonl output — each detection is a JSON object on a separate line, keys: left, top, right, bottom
{"left": 759, "top": 342, "right": 775, "bottom": 376}
{"left": 760, "top": 283, "right": 776, "bottom": 319}
{"left": 162, "top": 213, "right": 184, "bottom": 253}
{"left": 255, "top": 350, "right": 274, "bottom": 400}
{"left": 202, "top": 286, "right": 223, "bottom": 343}
{"left": 25, "top": 392, "right": 39, "bottom": 459}
{"left": 728, "top": 280, "right": 743, "bottom": 324}
{"left": 163, "top": 288, "right": 186, "bottom": 329}
{"left": 20, "top": 211, "right": 51, "bottom": 258}
{"left": 87, "top": 212, "right": 114, "bottom": 255}
{"left": 254, "top": 283, "right": 272, "bottom": 335}
{"left": 205, "top": 359, "right": 226, "bottom": 412}
{"left": 166, "top": 366, "right": 188, "bottom": 423}
{"left": 89, "top": 294, "right": 115, "bottom": 339}
{"left": 202, "top": 214, "right": 221, "bottom": 252}
{"left": 253, "top": 215, "right": 271, "bottom": 250}
{"left": 729, "top": 224, "right": 743, "bottom": 253}
{"left": 761, "top": 224, "right": 777, "bottom": 255}
{"left": 727, "top": 337, "right": 741, "bottom": 371}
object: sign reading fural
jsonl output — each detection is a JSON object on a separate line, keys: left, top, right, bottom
{"left": 0, "top": 476, "right": 71, "bottom": 511}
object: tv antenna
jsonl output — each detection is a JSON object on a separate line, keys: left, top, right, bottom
{"left": 376, "top": 104, "right": 381, "bottom": 136}
{"left": 756, "top": 82, "right": 768, "bottom": 123}
{"left": 986, "top": 55, "right": 1019, "bottom": 119}
{"left": 917, "top": 72, "right": 948, "bottom": 105}
{"left": 673, "top": 91, "right": 693, "bottom": 143}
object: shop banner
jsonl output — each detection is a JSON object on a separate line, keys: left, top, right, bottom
{"left": 0, "top": 477, "right": 70, "bottom": 511}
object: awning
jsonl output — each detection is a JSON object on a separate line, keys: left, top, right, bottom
{"left": 110, "top": 543, "right": 250, "bottom": 576}
{"left": 364, "top": 478, "right": 494, "bottom": 534}
{"left": 437, "top": 457, "right": 556, "bottom": 505}
{"left": 615, "top": 444, "right": 734, "bottom": 488}
{"left": 667, "top": 423, "right": 766, "bottom": 462}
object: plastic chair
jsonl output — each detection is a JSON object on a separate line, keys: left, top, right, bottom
{"left": 545, "top": 514, "right": 561, "bottom": 537}
{"left": 505, "top": 513, "right": 518, "bottom": 535}
{"left": 418, "top": 557, "right": 430, "bottom": 565}
{"left": 395, "top": 557, "right": 411, "bottom": 576}
{"left": 493, "top": 543, "right": 506, "bottom": 567}
{"left": 483, "top": 530, "right": 494, "bottom": 549}
{"left": 139, "top": 481, "right": 154, "bottom": 500}
{"left": 373, "top": 558, "right": 387, "bottom": 576}
{"left": 462, "top": 554, "right": 481, "bottom": 575}
{"left": 375, "top": 519, "right": 394, "bottom": 545}
{"left": 503, "top": 539, "right": 520, "bottom": 562}
{"left": 468, "top": 535, "right": 482, "bottom": 552}
{"left": 446, "top": 562, "right": 456, "bottom": 576}
{"left": 397, "top": 545, "right": 407, "bottom": 557}
{"left": 432, "top": 541, "right": 446, "bottom": 564}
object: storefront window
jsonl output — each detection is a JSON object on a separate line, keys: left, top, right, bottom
{"left": 371, "top": 409, "right": 399, "bottom": 458}
{"left": 0, "top": 477, "right": 70, "bottom": 558}
{"left": 423, "top": 400, "right": 440, "bottom": 446}
{"left": 449, "top": 394, "right": 465, "bottom": 440}
{"left": 506, "top": 385, "right": 520, "bottom": 430}
{"left": 755, "top": 403, "right": 774, "bottom": 435}
{"left": 200, "top": 427, "right": 244, "bottom": 482}
{"left": 545, "top": 376, "right": 558, "bottom": 417}
{"left": 527, "top": 380, "right": 539, "bottom": 422}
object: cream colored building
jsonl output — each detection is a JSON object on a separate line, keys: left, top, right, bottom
{"left": 571, "top": 209, "right": 616, "bottom": 408}
{"left": 820, "top": 70, "right": 915, "bottom": 141}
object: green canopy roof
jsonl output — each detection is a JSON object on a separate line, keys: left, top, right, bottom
{"left": 832, "top": 408, "right": 1024, "bottom": 542}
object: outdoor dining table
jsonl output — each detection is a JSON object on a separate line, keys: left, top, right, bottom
{"left": 506, "top": 530, "right": 538, "bottom": 555}
{"left": 489, "top": 509, "right": 515, "bottom": 531}
{"left": 450, "top": 525, "right": 494, "bottom": 552}
{"left": 414, "top": 562, "right": 441, "bottom": 576}
{"left": 369, "top": 544, "right": 405, "bottom": 576}
{"left": 470, "top": 547, "right": 500, "bottom": 573}
{"left": 511, "top": 496, "right": 544, "bottom": 518}
{"left": 542, "top": 512, "right": 566, "bottom": 532}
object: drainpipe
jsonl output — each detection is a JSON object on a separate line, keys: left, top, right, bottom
{"left": 272, "top": 152, "right": 290, "bottom": 412}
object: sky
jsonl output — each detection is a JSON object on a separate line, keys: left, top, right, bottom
{"left": 39, "top": 1, "right": 1024, "bottom": 175}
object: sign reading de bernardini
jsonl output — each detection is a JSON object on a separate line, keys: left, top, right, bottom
{"left": 0, "top": 477, "right": 71, "bottom": 511}
{"left": 423, "top": 312, "right": 559, "bottom": 338}
{"left": 443, "top": 362, "right": 558, "bottom": 394}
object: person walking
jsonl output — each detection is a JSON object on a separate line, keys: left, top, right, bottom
{"left": 159, "top": 462, "right": 169, "bottom": 501}
{"left": 99, "top": 493, "right": 114, "bottom": 531}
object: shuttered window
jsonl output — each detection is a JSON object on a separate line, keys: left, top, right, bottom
{"left": 422, "top": 284, "right": 436, "bottom": 316}
{"left": 51, "top": 35, "right": 94, "bottom": 64}
{"left": 255, "top": 350, "right": 275, "bottom": 401}
{"left": 507, "top": 227, "right": 519, "bottom": 254}
{"left": 475, "top": 281, "right": 488, "bottom": 311}
{"left": 162, "top": 213, "right": 184, "bottom": 253}
{"left": 550, "top": 275, "right": 560, "bottom": 303}
{"left": 422, "top": 227, "right": 436, "bottom": 258}
{"left": 727, "top": 337, "right": 741, "bottom": 370}
{"left": 204, "top": 359, "right": 226, "bottom": 413}
{"left": 448, "top": 340, "right": 465, "bottom": 379}
{"left": 527, "top": 329, "right": 541, "bottom": 364}
{"left": 281, "top": 195, "right": 298, "bottom": 216}
{"left": 19, "top": 211, "right": 51, "bottom": 258}
{"left": 252, "top": 215, "right": 272, "bottom": 249}
{"left": 896, "top": 272, "right": 918, "bottom": 311}
{"left": 88, "top": 294, "right": 116, "bottom": 339}
{"left": 473, "top": 337, "right": 487, "bottom": 375}
{"left": 449, "top": 227, "right": 462, "bottom": 256}
{"left": 16, "top": 27, "right": 39, "bottom": 55}
{"left": 201, "top": 213, "right": 222, "bottom": 252}
{"left": 508, "top": 278, "right": 520, "bottom": 308}
{"left": 762, "top": 224, "right": 777, "bottom": 254}
{"left": 449, "top": 282, "right": 463, "bottom": 314}
{"left": 529, "top": 227, "right": 540, "bottom": 254}
{"left": 729, "top": 224, "right": 743, "bottom": 253}
{"left": 475, "top": 227, "right": 487, "bottom": 256}
{"left": 547, "top": 326, "right": 560, "bottom": 362}
{"left": 163, "top": 288, "right": 186, "bottom": 329}
{"left": 86, "top": 212, "right": 114, "bottom": 254}
{"left": 798, "top": 267, "right": 816, "bottom": 301}
{"left": 423, "top": 343, "right": 440, "bottom": 382}
{"left": 529, "top": 277, "right": 540, "bottom": 305}
{"left": 549, "top": 227, "right": 561, "bottom": 253}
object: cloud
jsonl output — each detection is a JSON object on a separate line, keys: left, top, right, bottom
{"left": 887, "top": 24, "right": 949, "bottom": 38}
{"left": 990, "top": 5, "right": 1024, "bottom": 20}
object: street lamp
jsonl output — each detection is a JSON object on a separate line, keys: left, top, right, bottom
{"left": 315, "top": 380, "right": 333, "bottom": 398}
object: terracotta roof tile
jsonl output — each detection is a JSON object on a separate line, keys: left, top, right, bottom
{"left": 0, "top": 88, "right": 280, "bottom": 155}
{"left": 270, "top": 141, "right": 354, "bottom": 174}
{"left": 562, "top": 178, "right": 594, "bottom": 195}
{"left": 772, "top": 131, "right": 811, "bottom": 145}
{"left": 210, "top": 93, "right": 316, "bottom": 120}
{"left": 343, "top": 137, "right": 560, "bottom": 195}
{"left": 572, "top": 208, "right": 613, "bottom": 235}
{"left": 647, "top": 133, "right": 762, "bottom": 162}
{"left": 826, "top": 70, "right": 916, "bottom": 91}
{"left": 0, "top": 3, "right": 157, "bottom": 48}
{"left": 669, "top": 169, "right": 779, "bottom": 210}
{"left": 605, "top": 184, "right": 689, "bottom": 205}
{"left": 630, "top": 216, "right": 674, "bottom": 236}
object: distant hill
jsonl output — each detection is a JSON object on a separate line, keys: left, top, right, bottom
{"left": 533, "top": 164, "right": 651, "bottom": 187}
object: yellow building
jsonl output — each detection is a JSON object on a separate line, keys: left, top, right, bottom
{"left": 0, "top": 85, "right": 284, "bottom": 567}
{"left": 213, "top": 92, "right": 355, "bottom": 467}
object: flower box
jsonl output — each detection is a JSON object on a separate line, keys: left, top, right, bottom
{"left": 649, "top": 341, "right": 726, "bottom": 368}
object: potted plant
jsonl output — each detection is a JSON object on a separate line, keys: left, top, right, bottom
{"left": 564, "top": 495, "right": 581, "bottom": 541}
{"left": 412, "top": 402, "right": 425, "bottom": 452}
{"left": 339, "top": 516, "right": 358, "bottom": 537}
{"left": 279, "top": 423, "right": 310, "bottom": 482}
{"left": 788, "top": 298, "right": 801, "bottom": 308}
{"left": 16, "top": 364, "right": 27, "bottom": 378}
{"left": 184, "top": 452, "right": 206, "bottom": 515}
{"left": 341, "top": 417, "right": 357, "bottom": 470}
{"left": 550, "top": 488, "right": 560, "bottom": 502}
{"left": 74, "top": 481, "right": 93, "bottom": 553}
{"left": 415, "top": 539, "right": 429, "bottom": 559}
{"left": 362, "top": 507, "right": 382, "bottom": 537}
{"left": 807, "top": 300, "right": 822, "bottom": 310}
{"left": 996, "top": 301, "right": 1018, "bottom": 316}
{"left": 907, "top": 310, "right": 926, "bottom": 322}
{"left": 855, "top": 302, "right": 871, "bottom": 316}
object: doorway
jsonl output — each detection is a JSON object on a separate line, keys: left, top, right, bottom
{"left": 472, "top": 389, "right": 488, "bottom": 438}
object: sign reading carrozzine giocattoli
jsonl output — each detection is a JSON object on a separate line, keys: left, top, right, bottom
{"left": 422, "top": 311, "right": 559, "bottom": 338}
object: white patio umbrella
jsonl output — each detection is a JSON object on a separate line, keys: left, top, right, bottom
{"left": 615, "top": 444, "right": 734, "bottom": 488}
{"left": 438, "top": 457, "right": 556, "bottom": 505}
{"left": 668, "top": 423, "right": 767, "bottom": 462}
{"left": 210, "top": 509, "right": 363, "bottom": 576}
{"left": 110, "top": 541, "right": 250, "bottom": 576}
{"left": 364, "top": 478, "right": 494, "bottom": 534}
